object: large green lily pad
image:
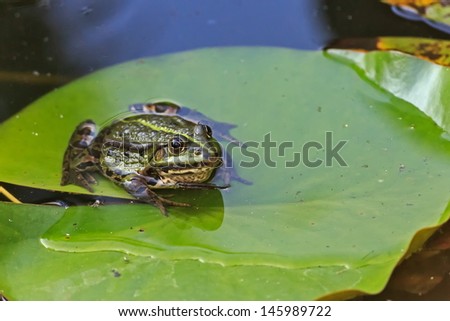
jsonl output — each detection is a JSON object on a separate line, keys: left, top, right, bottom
{"left": 0, "top": 47, "right": 449, "bottom": 300}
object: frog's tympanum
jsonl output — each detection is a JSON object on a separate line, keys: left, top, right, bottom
{"left": 61, "top": 102, "right": 242, "bottom": 216}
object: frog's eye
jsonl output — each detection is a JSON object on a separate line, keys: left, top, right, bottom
{"left": 194, "top": 123, "right": 213, "bottom": 140}
{"left": 195, "top": 124, "right": 212, "bottom": 138}
{"left": 169, "top": 136, "right": 186, "bottom": 155}
{"left": 203, "top": 125, "right": 212, "bottom": 138}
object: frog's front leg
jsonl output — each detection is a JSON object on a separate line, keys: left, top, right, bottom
{"left": 60, "top": 120, "right": 99, "bottom": 192}
{"left": 123, "top": 176, "right": 191, "bottom": 216}
{"left": 123, "top": 175, "right": 229, "bottom": 216}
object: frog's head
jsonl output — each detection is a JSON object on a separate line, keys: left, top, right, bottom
{"left": 150, "top": 123, "right": 223, "bottom": 183}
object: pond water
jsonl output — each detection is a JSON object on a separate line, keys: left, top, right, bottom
{"left": 0, "top": 0, "right": 449, "bottom": 300}
{"left": 1, "top": 0, "right": 444, "bottom": 122}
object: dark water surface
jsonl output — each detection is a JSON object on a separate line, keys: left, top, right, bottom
{"left": 0, "top": 0, "right": 446, "bottom": 122}
{"left": 1, "top": 0, "right": 449, "bottom": 300}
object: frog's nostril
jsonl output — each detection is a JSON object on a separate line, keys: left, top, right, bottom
{"left": 204, "top": 144, "right": 219, "bottom": 156}
{"left": 194, "top": 148, "right": 202, "bottom": 156}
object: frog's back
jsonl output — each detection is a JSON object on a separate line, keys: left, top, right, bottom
{"left": 97, "top": 114, "right": 196, "bottom": 145}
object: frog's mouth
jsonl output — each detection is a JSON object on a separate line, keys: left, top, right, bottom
{"left": 159, "top": 166, "right": 217, "bottom": 183}
{"left": 156, "top": 156, "right": 223, "bottom": 170}
{"left": 152, "top": 143, "right": 223, "bottom": 169}
{"left": 198, "top": 156, "right": 222, "bottom": 168}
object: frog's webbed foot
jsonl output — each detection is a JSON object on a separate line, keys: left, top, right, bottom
{"left": 60, "top": 120, "right": 99, "bottom": 192}
{"left": 61, "top": 170, "right": 97, "bottom": 193}
{"left": 124, "top": 177, "right": 190, "bottom": 216}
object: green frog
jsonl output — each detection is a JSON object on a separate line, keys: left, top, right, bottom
{"left": 60, "top": 101, "right": 246, "bottom": 216}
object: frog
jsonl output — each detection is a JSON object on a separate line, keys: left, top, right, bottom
{"left": 61, "top": 101, "right": 248, "bottom": 215}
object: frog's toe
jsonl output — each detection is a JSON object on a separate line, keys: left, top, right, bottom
{"left": 124, "top": 178, "right": 191, "bottom": 216}
{"left": 151, "top": 195, "right": 191, "bottom": 216}
{"left": 153, "top": 199, "right": 169, "bottom": 216}
{"left": 159, "top": 198, "right": 190, "bottom": 207}
{"left": 61, "top": 171, "right": 97, "bottom": 193}
{"left": 75, "top": 173, "right": 96, "bottom": 193}
{"left": 83, "top": 172, "right": 98, "bottom": 185}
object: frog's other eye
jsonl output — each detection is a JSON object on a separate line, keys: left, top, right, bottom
{"left": 169, "top": 136, "right": 186, "bottom": 155}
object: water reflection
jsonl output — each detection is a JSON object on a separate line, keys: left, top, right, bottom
{"left": 0, "top": 0, "right": 331, "bottom": 122}
{"left": 2, "top": 0, "right": 448, "bottom": 123}
{"left": 42, "top": 0, "right": 331, "bottom": 73}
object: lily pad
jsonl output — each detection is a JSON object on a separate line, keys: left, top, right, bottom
{"left": 327, "top": 42, "right": 450, "bottom": 133}
{"left": 0, "top": 47, "right": 450, "bottom": 300}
